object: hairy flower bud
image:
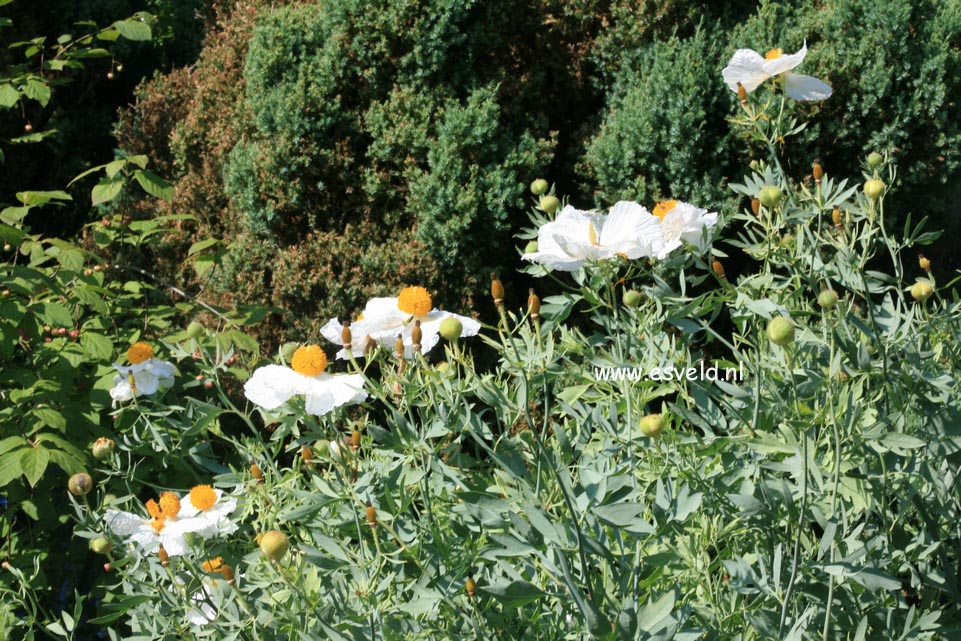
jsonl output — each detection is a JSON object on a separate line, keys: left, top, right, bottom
{"left": 910, "top": 280, "right": 935, "bottom": 302}
{"left": 68, "top": 472, "right": 94, "bottom": 496}
{"left": 538, "top": 194, "right": 560, "bottom": 214}
{"left": 867, "top": 152, "right": 883, "bottom": 168}
{"left": 711, "top": 259, "right": 726, "bottom": 278}
{"left": 863, "top": 179, "right": 885, "bottom": 200}
{"left": 527, "top": 289, "right": 540, "bottom": 318}
{"left": 260, "top": 530, "right": 289, "bottom": 561}
{"left": 439, "top": 316, "right": 463, "bottom": 342}
{"left": 490, "top": 273, "right": 504, "bottom": 305}
{"left": 919, "top": 255, "right": 931, "bottom": 271}
{"left": 758, "top": 185, "right": 782, "bottom": 208}
{"left": 622, "top": 290, "right": 643, "bottom": 308}
{"left": 92, "top": 437, "right": 115, "bottom": 460}
{"left": 89, "top": 537, "right": 112, "bottom": 555}
{"left": 767, "top": 317, "right": 795, "bottom": 347}
{"left": 812, "top": 160, "right": 823, "bottom": 183}
{"left": 832, "top": 207, "right": 843, "bottom": 226}
{"left": 818, "top": 289, "right": 839, "bottom": 310}
{"left": 530, "top": 179, "right": 548, "bottom": 196}
{"left": 186, "top": 321, "right": 204, "bottom": 339}
{"left": 639, "top": 414, "right": 666, "bottom": 438}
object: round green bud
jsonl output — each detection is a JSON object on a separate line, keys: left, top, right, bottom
{"left": 910, "top": 280, "right": 934, "bottom": 302}
{"left": 758, "top": 185, "right": 782, "bottom": 208}
{"left": 91, "top": 437, "right": 115, "bottom": 460}
{"left": 524, "top": 240, "right": 538, "bottom": 254}
{"left": 280, "top": 342, "right": 299, "bottom": 364}
{"left": 89, "top": 537, "right": 112, "bottom": 555}
{"left": 817, "top": 290, "right": 839, "bottom": 310}
{"left": 639, "top": 414, "right": 666, "bottom": 438}
{"left": 68, "top": 472, "right": 94, "bottom": 496}
{"left": 439, "top": 316, "right": 463, "bottom": 342}
{"left": 539, "top": 195, "right": 561, "bottom": 214}
{"left": 260, "top": 530, "right": 289, "bottom": 561}
{"left": 530, "top": 179, "right": 549, "bottom": 196}
{"left": 623, "top": 290, "right": 644, "bottom": 308}
{"left": 867, "top": 152, "right": 883, "bottom": 168}
{"left": 186, "top": 321, "right": 204, "bottom": 339}
{"left": 767, "top": 317, "right": 795, "bottom": 347}
{"left": 863, "top": 179, "right": 885, "bottom": 200}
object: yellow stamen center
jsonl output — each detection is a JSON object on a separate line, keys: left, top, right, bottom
{"left": 653, "top": 200, "right": 678, "bottom": 221}
{"left": 291, "top": 345, "right": 327, "bottom": 376}
{"left": 588, "top": 223, "right": 599, "bottom": 246}
{"left": 127, "top": 341, "right": 154, "bottom": 364}
{"left": 765, "top": 48, "right": 783, "bottom": 60}
{"left": 356, "top": 313, "right": 364, "bottom": 321}
{"left": 190, "top": 485, "right": 218, "bottom": 511}
{"left": 202, "top": 557, "right": 224, "bottom": 573}
{"left": 151, "top": 517, "right": 166, "bottom": 533}
{"left": 158, "top": 491, "right": 181, "bottom": 518}
{"left": 146, "top": 499, "right": 162, "bottom": 519}
{"left": 397, "top": 286, "right": 432, "bottom": 317}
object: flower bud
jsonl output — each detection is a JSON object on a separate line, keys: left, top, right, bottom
{"left": 490, "top": 273, "right": 504, "bottom": 305}
{"left": 767, "top": 317, "right": 795, "bottom": 347}
{"left": 711, "top": 259, "right": 726, "bottom": 278}
{"left": 158, "top": 544, "right": 169, "bottom": 566}
{"left": 910, "top": 280, "right": 934, "bottom": 302}
{"left": 867, "top": 152, "right": 883, "bottom": 168}
{"left": 341, "top": 322, "right": 352, "bottom": 349}
{"left": 89, "top": 537, "right": 112, "bottom": 555}
{"left": 639, "top": 414, "right": 665, "bottom": 438}
{"left": 524, "top": 240, "right": 538, "bottom": 254}
{"left": 622, "top": 290, "right": 643, "bottom": 308}
{"left": 750, "top": 197, "right": 761, "bottom": 216}
{"left": 363, "top": 336, "right": 377, "bottom": 356}
{"left": 538, "top": 195, "right": 560, "bottom": 214}
{"left": 812, "top": 160, "right": 823, "bottom": 183}
{"left": 832, "top": 207, "right": 843, "bottom": 226}
{"left": 737, "top": 82, "right": 748, "bottom": 105}
{"left": 758, "top": 185, "right": 782, "bottom": 208}
{"left": 863, "top": 179, "right": 885, "bottom": 200}
{"left": 250, "top": 462, "right": 264, "bottom": 481}
{"left": 395, "top": 334, "right": 404, "bottom": 359}
{"left": 68, "top": 472, "right": 94, "bottom": 496}
{"left": 817, "top": 289, "right": 839, "bottom": 310}
{"left": 186, "top": 321, "right": 204, "bottom": 339}
{"left": 365, "top": 502, "right": 377, "bottom": 527}
{"left": 260, "top": 530, "right": 289, "bottom": 561}
{"left": 527, "top": 289, "right": 540, "bottom": 318}
{"left": 281, "top": 342, "right": 299, "bottom": 364}
{"left": 530, "top": 179, "right": 548, "bottom": 196}
{"left": 351, "top": 428, "right": 361, "bottom": 452}
{"left": 91, "top": 437, "right": 115, "bottom": 460}
{"left": 411, "top": 320, "right": 423, "bottom": 352}
{"left": 919, "top": 255, "right": 931, "bottom": 271}
{"left": 466, "top": 574, "right": 477, "bottom": 597}
{"left": 439, "top": 316, "right": 463, "bottom": 342}
{"left": 300, "top": 445, "right": 313, "bottom": 462}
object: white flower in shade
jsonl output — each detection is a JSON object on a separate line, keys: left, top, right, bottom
{"left": 721, "top": 41, "right": 832, "bottom": 101}
{"left": 109, "top": 341, "right": 176, "bottom": 403}
{"left": 320, "top": 286, "right": 481, "bottom": 359}
{"left": 105, "top": 491, "right": 207, "bottom": 557}
{"left": 243, "top": 345, "right": 367, "bottom": 415}
{"left": 185, "top": 582, "right": 218, "bottom": 626}
{"left": 521, "top": 202, "right": 665, "bottom": 271}
{"left": 178, "top": 485, "right": 238, "bottom": 538}
{"left": 650, "top": 200, "right": 718, "bottom": 259}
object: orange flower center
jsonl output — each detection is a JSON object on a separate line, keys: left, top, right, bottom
{"left": 765, "top": 48, "right": 783, "bottom": 60}
{"left": 146, "top": 499, "right": 162, "bottom": 519}
{"left": 291, "top": 345, "right": 327, "bottom": 376}
{"left": 190, "top": 485, "right": 218, "bottom": 511}
{"left": 127, "top": 341, "right": 154, "bottom": 364}
{"left": 151, "top": 517, "right": 166, "bottom": 533}
{"left": 202, "top": 557, "right": 224, "bottom": 573}
{"left": 356, "top": 313, "right": 364, "bottom": 321}
{"left": 653, "top": 200, "right": 678, "bottom": 221}
{"left": 397, "top": 286, "right": 432, "bottom": 317}
{"left": 158, "top": 491, "right": 181, "bottom": 518}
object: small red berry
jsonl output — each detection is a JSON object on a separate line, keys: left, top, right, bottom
{"left": 204, "top": 380, "right": 214, "bottom": 389}
{"left": 69, "top": 329, "right": 79, "bottom": 339}
{"left": 101, "top": 218, "right": 110, "bottom": 227}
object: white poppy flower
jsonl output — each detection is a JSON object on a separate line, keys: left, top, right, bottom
{"left": 522, "top": 202, "right": 665, "bottom": 271}
{"left": 105, "top": 491, "right": 207, "bottom": 557}
{"left": 721, "top": 41, "right": 832, "bottom": 101}
{"left": 109, "top": 342, "right": 176, "bottom": 403}
{"left": 320, "top": 286, "right": 481, "bottom": 359}
{"left": 178, "top": 485, "right": 238, "bottom": 538}
{"left": 650, "top": 200, "right": 719, "bottom": 259}
{"left": 243, "top": 345, "right": 367, "bottom": 415}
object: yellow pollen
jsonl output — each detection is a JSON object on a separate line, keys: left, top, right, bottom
{"left": 158, "top": 492, "right": 181, "bottom": 518}
{"left": 202, "top": 557, "right": 224, "bottom": 573}
{"left": 397, "top": 286, "right": 432, "bottom": 317}
{"left": 588, "top": 223, "right": 599, "bottom": 246}
{"left": 151, "top": 517, "right": 166, "bottom": 533}
{"left": 145, "top": 499, "right": 162, "bottom": 519}
{"left": 356, "top": 313, "right": 364, "bottom": 321}
{"left": 291, "top": 345, "right": 328, "bottom": 376}
{"left": 765, "top": 48, "right": 783, "bottom": 60}
{"left": 653, "top": 200, "right": 678, "bottom": 220}
{"left": 127, "top": 341, "right": 154, "bottom": 364}
{"left": 190, "top": 485, "right": 218, "bottom": 511}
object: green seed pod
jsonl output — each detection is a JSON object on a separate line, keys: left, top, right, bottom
{"left": 767, "top": 317, "right": 795, "bottom": 347}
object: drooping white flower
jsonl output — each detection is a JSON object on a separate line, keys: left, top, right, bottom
{"left": 243, "top": 345, "right": 367, "bottom": 415}
{"left": 649, "top": 200, "right": 719, "bottom": 259}
{"left": 320, "top": 286, "right": 481, "bottom": 359}
{"left": 105, "top": 491, "right": 207, "bottom": 557}
{"left": 721, "top": 41, "right": 832, "bottom": 101}
{"left": 109, "top": 342, "right": 176, "bottom": 403}
{"left": 178, "top": 485, "right": 238, "bottom": 538}
{"left": 522, "top": 202, "right": 664, "bottom": 271}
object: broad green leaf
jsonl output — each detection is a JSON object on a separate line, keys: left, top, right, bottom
{"left": 113, "top": 19, "right": 151, "bottom": 41}
{"left": 35, "top": 302, "right": 73, "bottom": 326}
{"left": 0, "top": 83, "right": 20, "bottom": 108}
{"left": 16, "top": 190, "right": 71, "bottom": 206}
{"left": 133, "top": 169, "right": 173, "bottom": 201}
{"left": 33, "top": 407, "right": 67, "bottom": 431}
{"left": 91, "top": 178, "right": 124, "bottom": 205}
{"left": 20, "top": 446, "right": 50, "bottom": 487}
{"left": 22, "top": 79, "right": 51, "bottom": 106}
{"left": 481, "top": 580, "right": 547, "bottom": 607}
{"left": 188, "top": 237, "right": 221, "bottom": 256}
{"left": 80, "top": 332, "right": 113, "bottom": 361}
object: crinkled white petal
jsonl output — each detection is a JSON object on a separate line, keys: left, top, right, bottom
{"left": 721, "top": 48, "right": 770, "bottom": 93}
{"left": 416, "top": 311, "right": 481, "bottom": 355}
{"left": 654, "top": 202, "right": 718, "bottom": 258}
{"left": 601, "top": 201, "right": 664, "bottom": 259}
{"left": 303, "top": 373, "right": 368, "bottom": 416}
{"left": 521, "top": 250, "right": 587, "bottom": 272}
{"left": 784, "top": 72, "right": 832, "bottom": 101}
{"left": 109, "top": 374, "right": 134, "bottom": 402}
{"left": 105, "top": 509, "right": 144, "bottom": 536}
{"left": 109, "top": 358, "right": 176, "bottom": 401}
{"left": 179, "top": 488, "right": 238, "bottom": 539}
{"left": 763, "top": 41, "right": 807, "bottom": 76}
{"left": 243, "top": 364, "right": 305, "bottom": 409}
